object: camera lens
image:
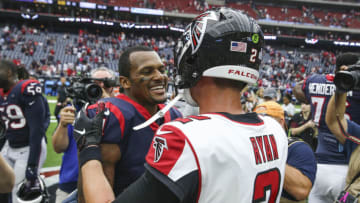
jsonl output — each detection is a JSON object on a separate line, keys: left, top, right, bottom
{"left": 85, "top": 84, "right": 102, "bottom": 101}
{"left": 334, "top": 71, "right": 356, "bottom": 92}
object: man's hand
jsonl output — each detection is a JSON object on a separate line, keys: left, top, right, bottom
{"left": 305, "top": 120, "right": 316, "bottom": 129}
{"left": 25, "top": 165, "right": 38, "bottom": 181}
{"left": 73, "top": 103, "right": 105, "bottom": 152}
{"left": 59, "top": 106, "right": 76, "bottom": 128}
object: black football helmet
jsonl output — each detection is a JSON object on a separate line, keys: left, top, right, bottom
{"left": 17, "top": 176, "right": 49, "bottom": 203}
{"left": 174, "top": 7, "right": 264, "bottom": 89}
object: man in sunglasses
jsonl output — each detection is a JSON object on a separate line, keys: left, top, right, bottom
{"left": 91, "top": 67, "right": 117, "bottom": 98}
{"left": 52, "top": 67, "right": 116, "bottom": 203}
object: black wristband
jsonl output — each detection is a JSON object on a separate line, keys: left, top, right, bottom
{"left": 79, "top": 146, "right": 102, "bottom": 168}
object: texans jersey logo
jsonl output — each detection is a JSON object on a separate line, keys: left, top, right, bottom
{"left": 153, "top": 136, "right": 168, "bottom": 163}
{"left": 190, "top": 11, "right": 218, "bottom": 54}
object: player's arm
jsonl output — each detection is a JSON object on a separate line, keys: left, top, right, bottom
{"left": 284, "top": 142, "right": 316, "bottom": 201}
{"left": 283, "top": 164, "right": 313, "bottom": 201}
{"left": 293, "top": 81, "right": 307, "bottom": 104}
{"left": 23, "top": 93, "right": 46, "bottom": 181}
{"left": 325, "top": 92, "right": 347, "bottom": 145}
{"left": 0, "top": 155, "right": 14, "bottom": 193}
{"left": 52, "top": 106, "right": 76, "bottom": 153}
{"left": 100, "top": 143, "right": 121, "bottom": 187}
{"left": 77, "top": 103, "right": 121, "bottom": 203}
{"left": 81, "top": 160, "right": 181, "bottom": 203}
{"left": 81, "top": 159, "right": 115, "bottom": 203}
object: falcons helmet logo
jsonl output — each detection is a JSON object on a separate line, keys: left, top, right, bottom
{"left": 153, "top": 136, "right": 168, "bottom": 163}
{"left": 190, "top": 10, "right": 218, "bottom": 54}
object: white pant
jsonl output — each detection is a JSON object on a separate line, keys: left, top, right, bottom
{"left": 308, "top": 163, "right": 348, "bottom": 203}
{"left": 55, "top": 188, "right": 70, "bottom": 203}
{"left": 0, "top": 138, "right": 47, "bottom": 203}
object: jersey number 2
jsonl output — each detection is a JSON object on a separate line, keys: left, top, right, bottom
{"left": 252, "top": 168, "right": 281, "bottom": 203}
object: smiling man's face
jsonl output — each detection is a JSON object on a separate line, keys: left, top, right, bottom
{"left": 127, "top": 51, "right": 168, "bottom": 106}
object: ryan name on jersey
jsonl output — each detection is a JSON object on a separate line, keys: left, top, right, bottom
{"left": 250, "top": 134, "right": 279, "bottom": 165}
{"left": 309, "top": 82, "right": 353, "bottom": 96}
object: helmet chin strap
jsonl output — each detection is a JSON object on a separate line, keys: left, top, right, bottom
{"left": 133, "top": 88, "right": 199, "bottom": 131}
{"left": 133, "top": 93, "right": 184, "bottom": 131}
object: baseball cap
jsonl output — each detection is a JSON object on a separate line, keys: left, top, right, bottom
{"left": 254, "top": 101, "right": 284, "bottom": 120}
{"left": 263, "top": 87, "right": 277, "bottom": 99}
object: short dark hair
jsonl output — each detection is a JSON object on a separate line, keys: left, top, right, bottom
{"left": 0, "top": 60, "right": 18, "bottom": 77}
{"left": 17, "top": 66, "right": 29, "bottom": 80}
{"left": 118, "top": 46, "right": 154, "bottom": 78}
{"left": 336, "top": 52, "right": 360, "bottom": 73}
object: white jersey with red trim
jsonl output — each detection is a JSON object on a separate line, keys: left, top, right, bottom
{"left": 146, "top": 112, "right": 288, "bottom": 203}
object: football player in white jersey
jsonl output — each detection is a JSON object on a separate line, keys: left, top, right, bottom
{"left": 73, "top": 7, "right": 288, "bottom": 203}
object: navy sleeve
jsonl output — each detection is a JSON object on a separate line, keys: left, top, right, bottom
{"left": 23, "top": 95, "right": 46, "bottom": 167}
{"left": 112, "top": 170, "right": 180, "bottom": 203}
{"left": 87, "top": 101, "right": 125, "bottom": 144}
{"left": 344, "top": 120, "right": 360, "bottom": 161}
{"left": 42, "top": 96, "right": 51, "bottom": 131}
{"left": 145, "top": 164, "right": 198, "bottom": 203}
{"left": 287, "top": 142, "right": 317, "bottom": 184}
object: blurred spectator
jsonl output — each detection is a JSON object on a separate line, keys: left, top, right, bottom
{"left": 54, "top": 77, "right": 68, "bottom": 123}
{"left": 282, "top": 93, "right": 296, "bottom": 125}
{"left": 263, "top": 87, "right": 277, "bottom": 101}
{"left": 289, "top": 103, "right": 318, "bottom": 151}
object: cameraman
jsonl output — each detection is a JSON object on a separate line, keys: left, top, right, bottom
{"left": 90, "top": 67, "right": 116, "bottom": 98}
{"left": 326, "top": 53, "right": 360, "bottom": 202}
{"left": 52, "top": 67, "right": 115, "bottom": 203}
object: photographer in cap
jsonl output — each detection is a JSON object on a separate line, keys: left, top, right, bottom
{"left": 52, "top": 67, "right": 115, "bottom": 203}
{"left": 263, "top": 87, "right": 277, "bottom": 101}
{"left": 326, "top": 53, "right": 360, "bottom": 202}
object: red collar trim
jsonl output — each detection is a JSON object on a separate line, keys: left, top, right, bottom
{"left": 117, "top": 94, "right": 166, "bottom": 131}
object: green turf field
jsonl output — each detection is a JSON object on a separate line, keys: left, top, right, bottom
{"left": 43, "top": 95, "right": 63, "bottom": 168}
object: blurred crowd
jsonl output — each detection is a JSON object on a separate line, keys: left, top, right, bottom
{"left": 0, "top": 25, "right": 338, "bottom": 92}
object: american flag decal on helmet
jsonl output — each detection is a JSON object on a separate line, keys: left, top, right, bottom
{"left": 190, "top": 11, "right": 218, "bottom": 54}
{"left": 153, "top": 136, "right": 168, "bottom": 163}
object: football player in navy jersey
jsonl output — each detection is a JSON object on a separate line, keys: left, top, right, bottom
{"left": 0, "top": 60, "right": 48, "bottom": 203}
{"left": 74, "top": 8, "right": 288, "bottom": 203}
{"left": 74, "top": 46, "right": 182, "bottom": 203}
{"left": 293, "top": 52, "right": 360, "bottom": 202}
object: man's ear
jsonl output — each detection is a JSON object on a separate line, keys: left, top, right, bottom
{"left": 119, "top": 76, "right": 131, "bottom": 89}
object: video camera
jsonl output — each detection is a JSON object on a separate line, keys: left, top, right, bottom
{"left": 65, "top": 77, "right": 117, "bottom": 106}
{"left": 334, "top": 61, "right": 360, "bottom": 92}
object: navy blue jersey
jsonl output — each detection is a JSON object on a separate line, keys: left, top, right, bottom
{"left": 303, "top": 74, "right": 360, "bottom": 164}
{"left": 0, "top": 80, "right": 47, "bottom": 166}
{"left": 42, "top": 95, "right": 50, "bottom": 131}
{"left": 344, "top": 90, "right": 360, "bottom": 125}
{"left": 282, "top": 140, "right": 317, "bottom": 201}
{"left": 87, "top": 94, "right": 182, "bottom": 195}
{"left": 303, "top": 74, "right": 335, "bottom": 133}
{"left": 344, "top": 120, "right": 360, "bottom": 162}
